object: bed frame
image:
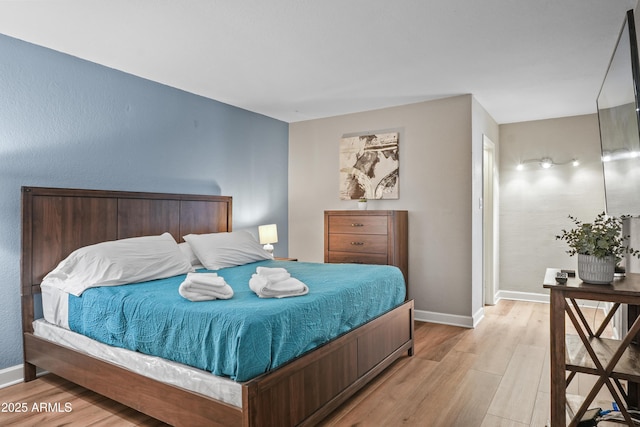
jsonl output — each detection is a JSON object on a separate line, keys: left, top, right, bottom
{"left": 20, "top": 186, "right": 414, "bottom": 427}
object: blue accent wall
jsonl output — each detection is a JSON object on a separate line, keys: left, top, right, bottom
{"left": 0, "top": 34, "right": 289, "bottom": 370}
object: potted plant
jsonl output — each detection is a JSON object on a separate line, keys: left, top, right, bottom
{"left": 556, "top": 212, "right": 639, "bottom": 284}
{"left": 357, "top": 198, "right": 367, "bottom": 210}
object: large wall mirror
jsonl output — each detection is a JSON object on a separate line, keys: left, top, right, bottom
{"left": 598, "top": 10, "right": 640, "bottom": 217}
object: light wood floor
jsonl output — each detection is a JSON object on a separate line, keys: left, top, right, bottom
{"left": 0, "top": 300, "right": 617, "bottom": 426}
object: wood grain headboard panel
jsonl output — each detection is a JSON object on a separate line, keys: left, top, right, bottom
{"left": 21, "top": 187, "right": 232, "bottom": 296}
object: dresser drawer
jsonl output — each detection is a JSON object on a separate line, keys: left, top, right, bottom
{"left": 328, "top": 215, "right": 387, "bottom": 235}
{"left": 328, "top": 233, "right": 388, "bottom": 254}
{"left": 327, "top": 251, "right": 388, "bottom": 265}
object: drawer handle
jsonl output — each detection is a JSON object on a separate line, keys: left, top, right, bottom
{"left": 351, "top": 242, "right": 365, "bottom": 246}
{"left": 351, "top": 223, "right": 364, "bottom": 227}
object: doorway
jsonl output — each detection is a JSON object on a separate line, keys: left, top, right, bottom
{"left": 483, "top": 135, "right": 498, "bottom": 305}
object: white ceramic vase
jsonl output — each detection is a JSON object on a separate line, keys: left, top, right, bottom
{"left": 577, "top": 254, "right": 616, "bottom": 284}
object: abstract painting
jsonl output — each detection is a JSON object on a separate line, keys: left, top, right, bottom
{"left": 339, "top": 132, "right": 399, "bottom": 200}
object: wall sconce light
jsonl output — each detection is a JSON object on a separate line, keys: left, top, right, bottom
{"left": 516, "top": 157, "right": 579, "bottom": 171}
{"left": 540, "top": 157, "right": 553, "bottom": 169}
{"left": 258, "top": 224, "right": 278, "bottom": 254}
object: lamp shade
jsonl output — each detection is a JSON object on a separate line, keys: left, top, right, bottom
{"left": 258, "top": 224, "right": 278, "bottom": 245}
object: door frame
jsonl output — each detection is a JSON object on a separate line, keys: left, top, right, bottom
{"left": 483, "top": 135, "right": 499, "bottom": 305}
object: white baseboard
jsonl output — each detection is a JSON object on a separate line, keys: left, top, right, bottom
{"left": 414, "top": 291, "right": 607, "bottom": 330}
{"left": 414, "top": 309, "right": 475, "bottom": 328}
{"left": 495, "top": 290, "right": 605, "bottom": 309}
{"left": 0, "top": 364, "right": 24, "bottom": 389}
{"left": 495, "top": 290, "right": 550, "bottom": 304}
{"left": 472, "top": 306, "right": 485, "bottom": 327}
{"left": 0, "top": 365, "right": 48, "bottom": 389}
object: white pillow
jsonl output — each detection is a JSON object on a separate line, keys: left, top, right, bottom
{"left": 42, "top": 232, "right": 194, "bottom": 296}
{"left": 183, "top": 231, "right": 272, "bottom": 270}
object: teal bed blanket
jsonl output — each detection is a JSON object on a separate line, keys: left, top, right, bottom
{"left": 68, "top": 260, "right": 406, "bottom": 382}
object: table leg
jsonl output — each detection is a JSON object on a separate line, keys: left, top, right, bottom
{"left": 550, "top": 289, "right": 566, "bottom": 426}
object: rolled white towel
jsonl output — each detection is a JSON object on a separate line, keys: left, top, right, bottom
{"left": 179, "top": 283, "right": 234, "bottom": 301}
{"left": 249, "top": 274, "right": 309, "bottom": 298}
{"left": 260, "top": 282, "right": 308, "bottom": 298}
{"left": 179, "top": 273, "right": 234, "bottom": 301}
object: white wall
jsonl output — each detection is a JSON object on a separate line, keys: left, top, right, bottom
{"left": 289, "top": 95, "right": 480, "bottom": 324}
{"left": 499, "top": 114, "right": 606, "bottom": 297}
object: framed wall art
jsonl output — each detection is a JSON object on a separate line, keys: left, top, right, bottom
{"left": 339, "top": 132, "right": 399, "bottom": 200}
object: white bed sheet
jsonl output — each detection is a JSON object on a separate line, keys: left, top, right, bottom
{"left": 36, "top": 286, "right": 243, "bottom": 408}
{"left": 41, "top": 282, "right": 69, "bottom": 328}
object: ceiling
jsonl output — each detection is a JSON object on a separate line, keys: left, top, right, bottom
{"left": 0, "top": 0, "right": 637, "bottom": 124}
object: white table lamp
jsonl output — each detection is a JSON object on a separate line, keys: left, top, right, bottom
{"left": 258, "top": 224, "right": 278, "bottom": 254}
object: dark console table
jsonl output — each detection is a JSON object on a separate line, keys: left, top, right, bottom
{"left": 544, "top": 270, "right": 640, "bottom": 426}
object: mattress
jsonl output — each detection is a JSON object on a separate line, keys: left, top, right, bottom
{"left": 41, "top": 260, "right": 406, "bottom": 382}
{"left": 32, "top": 319, "right": 243, "bottom": 407}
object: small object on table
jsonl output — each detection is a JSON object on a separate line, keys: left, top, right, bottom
{"left": 561, "top": 269, "right": 575, "bottom": 277}
{"left": 555, "top": 272, "right": 568, "bottom": 284}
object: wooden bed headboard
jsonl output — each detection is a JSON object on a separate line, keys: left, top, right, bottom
{"left": 20, "top": 186, "right": 232, "bottom": 298}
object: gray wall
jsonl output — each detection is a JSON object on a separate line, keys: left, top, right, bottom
{"left": 0, "top": 34, "right": 289, "bottom": 370}
{"left": 289, "top": 95, "right": 483, "bottom": 324}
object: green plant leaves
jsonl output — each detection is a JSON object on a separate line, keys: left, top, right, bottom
{"left": 555, "top": 212, "right": 639, "bottom": 261}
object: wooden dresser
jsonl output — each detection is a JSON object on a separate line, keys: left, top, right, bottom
{"left": 324, "top": 210, "right": 408, "bottom": 288}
